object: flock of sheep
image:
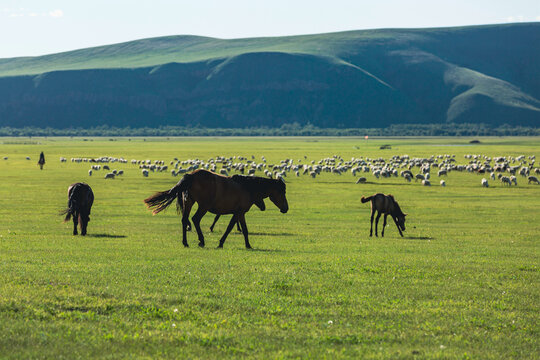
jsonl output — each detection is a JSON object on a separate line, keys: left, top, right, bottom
{"left": 56, "top": 153, "right": 540, "bottom": 187}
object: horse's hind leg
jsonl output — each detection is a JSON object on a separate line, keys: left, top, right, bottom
{"left": 375, "top": 212, "right": 382, "bottom": 237}
{"left": 369, "top": 209, "right": 375, "bottom": 237}
{"left": 181, "top": 200, "right": 193, "bottom": 247}
{"left": 238, "top": 213, "right": 251, "bottom": 249}
{"left": 72, "top": 212, "right": 78, "bottom": 235}
{"left": 381, "top": 214, "right": 388, "bottom": 237}
{"left": 191, "top": 208, "right": 207, "bottom": 248}
{"left": 81, "top": 213, "right": 88, "bottom": 236}
{"left": 218, "top": 214, "right": 238, "bottom": 248}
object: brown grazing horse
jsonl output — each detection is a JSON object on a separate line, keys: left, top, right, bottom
{"left": 144, "top": 170, "right": 288, "bottom": 248}
{"left": 61, "top": 183, "right": 94, "bottom": 236}
{"left": 361, "top": 193, "right": 406, "bottom": 237}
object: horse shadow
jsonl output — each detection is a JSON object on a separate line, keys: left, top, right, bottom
{"left": 87, "top": 233, "right": 127, "bottom": 239}
{"left": 405, "top": 236, "right": 434, "bottom": 240}
{"left": 247, "top": 232, "right": 295, "bottom": 237}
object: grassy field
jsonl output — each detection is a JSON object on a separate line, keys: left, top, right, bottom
{"left": 0, "top": 137, "right": 538, "bottom": 359}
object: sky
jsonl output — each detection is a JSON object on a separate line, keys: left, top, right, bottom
{"left": 1, "top": 0, "right": 539, "bottom": 58}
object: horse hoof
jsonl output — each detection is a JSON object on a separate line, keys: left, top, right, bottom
{"left": 198, "top": 242, "right": 205, "bottom": 248}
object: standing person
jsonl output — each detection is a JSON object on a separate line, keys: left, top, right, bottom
{"left": 38, "top": 152, "right": 45, "bottom": 170}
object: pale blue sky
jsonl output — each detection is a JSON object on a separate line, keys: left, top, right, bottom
{"left": 1, "top": 0, "right": 539, "bottom": 58}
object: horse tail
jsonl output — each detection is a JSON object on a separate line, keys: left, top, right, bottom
{"left": 61, "top": 184, "right": 81, "bottom": 222}
{"left": 361, "top": 195, "right": 373, "bottom": 203}
{"left": 144, "top": 174, "right": 193, "bottom": 215}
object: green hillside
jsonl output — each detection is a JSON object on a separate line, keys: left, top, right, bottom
{"left": 0, "top": 23, "right": 538, "bottom": 128}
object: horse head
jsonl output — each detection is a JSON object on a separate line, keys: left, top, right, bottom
{"left": 269, "top": 179, "right": 288, "bottom": 213}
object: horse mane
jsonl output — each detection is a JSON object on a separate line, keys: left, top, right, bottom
{"left": 231, "top": 174, "right": 285, "bottom": 196}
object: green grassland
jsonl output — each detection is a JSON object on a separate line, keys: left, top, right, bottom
{"left": 0, "top": 137, "right": 538, "bottom": 359}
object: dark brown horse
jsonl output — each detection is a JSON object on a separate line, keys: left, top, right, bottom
{"left": 144, "top": 170, "right": 288, "bottom": 248}
{"left": 361, "top": 193, "right": 406, "bottom": 237}
{"left": 61, "top": 183, "right": 94, "bottom": 236}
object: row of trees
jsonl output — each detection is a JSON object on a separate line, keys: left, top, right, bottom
{"left": 0, "top": 123, "right": 538, "bottom": 137}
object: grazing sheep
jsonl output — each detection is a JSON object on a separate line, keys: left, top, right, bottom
{"left": 528, "top": 176, "right": 540, "bottom": 184}
{"left": 437, "top": 169, "right": 447, "bottom": 176}
{"left": 440, "top": 180, "right": 446, "bottom": 187}
{"left": 404, "top": 174, "right": 412, "bottom": 182}
{"left": 500, "top": 176, "right": 511, "bottom": 186}
{"left": 88, "top": 169, "right": 93, "bottom": 176}
{"left": 481, "top": 178, "right": 489, "bottom": 187}
{"left": 490, "top": 172, "right": 496, "bottom": 180}
{"left": 104, "top": 173, "right": 115, "bottom": 179}
{"left": 26, "top": 156, "right": 31, "bottom": 160}
{"left": 142, "top": 169, "right": 149, "bottom": 177}
{"left": 510, "top": 175, "right": 517, "bottom": 186}
{"left": 415, "top": 174, "right": 425, "bottom": 182}
{"left": 422, "top": 179, "right": 431, "bottom": 186}
{"left": 220, "top": 169, "right": 229, "bottom": 176}
{"left": 355, "top": 177, "right": 367, "bottom": 184}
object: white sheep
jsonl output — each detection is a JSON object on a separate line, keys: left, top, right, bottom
{"left": 481, "top": 178, "right": 489, "bottom": 187}
{"left": 422, "top": 179, "right": 431, "bottom": 186}
{"left": 104, "top": 173, "right": 115, "bottom": 179}
{"left": 528, "top": 176, "right": 540, "bottom": 184}
{"left": 440, "top": 180, "right": 446, "bottom": 187}
{"left": 88, "top": 169, "right": 93, "bottom": 176}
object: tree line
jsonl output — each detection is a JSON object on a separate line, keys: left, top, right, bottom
{"left": 0, "top": 123, "right": 537, "bottom": 137}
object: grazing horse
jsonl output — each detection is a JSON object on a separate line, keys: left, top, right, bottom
{"left": 361, "top": 193, "right": 406, "bottom": 237}
{"left": 61, "top": 183, "right": 94, "bottom": 236}
{"left": 38, "top": 152, "right": 45, "bottom": 170}
{"left": 144, "top": 170, "right": 288, "bottom": 249}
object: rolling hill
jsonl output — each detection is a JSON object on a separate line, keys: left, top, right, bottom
{"left": 0, "top": 23, "right": 538, "bottom": 129}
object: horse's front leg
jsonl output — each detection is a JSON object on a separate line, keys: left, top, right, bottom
{"left": 375, "top": 212, "right": 382, "bottom": 237}
{"left": 191, "top": 208, "right": 207, "bottom": 248}
{"left": 72, "top": 212, "right": 78, "bottom": 236}
{"left": 209, "top": 214, "right": 220, "bottom": 232}
{"left": 238, "top": 213, "right": 251, "bottom": 249}
{"left": 381, "top": 214, "right": 388, "bottom": 237}
{"left": 393, "top": 217, "right": 404, "bottom": 237}
{"left": 218, "top": 214, "right": 238, "bottom": 248}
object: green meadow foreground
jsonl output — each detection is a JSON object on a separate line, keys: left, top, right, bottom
{"left": 0, "top": 137, "right": 538, "bottom": 359}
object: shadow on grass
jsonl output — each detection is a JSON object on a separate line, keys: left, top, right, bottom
{"left": 406, "top": 236, "right": 434, "bottom": 240}
{"left": 246, "top": 248, "right": 287, "bottom": 253}
{"left": 248, "top": 232, "right": 295, "bottom": 237}
{"left": 87, "top": 233, "right": 127, "bottom": 239}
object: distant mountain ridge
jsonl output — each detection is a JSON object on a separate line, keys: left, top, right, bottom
{"left": 0, "top": 23, "right": 538, "bottom": 129}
